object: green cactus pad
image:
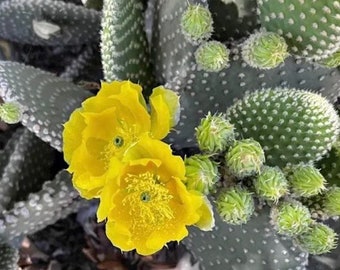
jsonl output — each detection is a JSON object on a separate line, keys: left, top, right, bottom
{"left": 0, "top": 128, "right": 54, "bottom": 211}
{"left": 0, "top": 170, "right": 87, "bottom": 241}
{"left": 0, "top": 61, "right": 92, "bottom": 151}
{"left": 0, "top": 0, "right": 101, "bottom": 46}
{"left": 258, "top": 0, "right": 340, "bottom": 60}
{"left": 226, "top": 88, "right": 340, "bottom": 167}
{"left": 101, "top": 0, "right": 154, "bottom": 89}
{"left": 184, "top": 206, "right": 308, "bottom": 269}
{"left": 150, "top": 0, "right": 208, "bottom": 83}
{"left": 164, "top": 48, "right": 340, "bottom": 150}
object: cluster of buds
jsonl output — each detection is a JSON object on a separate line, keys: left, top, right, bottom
{"left": 192, "top": 111, "right": 339, "bottom": 255}
{"left": 180, "top": 4, "right": 230, "bottom": 72}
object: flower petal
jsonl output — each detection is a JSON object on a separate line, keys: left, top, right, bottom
{"left": 150, "top": 86, "right": 180, "bottom": 139}
{"left": 62, "top": 108, "right": 85, "bottom": 164}
{"left": 194, "top": 196, "right": 215, "bottom": 231}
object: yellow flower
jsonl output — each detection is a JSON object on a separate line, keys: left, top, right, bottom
{"left": 62, "top": 81, "right": 180, "bottom": 199}
{"left": 97, "top": 136, "right": 214, "bottom": 255}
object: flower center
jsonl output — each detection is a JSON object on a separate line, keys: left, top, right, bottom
{"left": 113, "top": 136, "right": 124, "bottom": 147}
{"left": 122, "top": 172, "right": 174, "bottom": 229}
{"left": 101, "top": 121, "right": 139, "bottom": 166}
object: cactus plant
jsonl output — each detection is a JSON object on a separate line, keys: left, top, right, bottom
{"left": 226, "top": 88, "right": 340, "bottom": 167}
{"left": 257, "top": 0, "right": 340, "bottom": 60}
{"left": 0, "top": 0, "right": 101, "bottom": 46}
{"left": 0, "top": 0, "right": 338, "bottom": 269}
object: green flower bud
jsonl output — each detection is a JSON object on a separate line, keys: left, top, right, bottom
{"left": 254, "top": 166, "right": 288, "bottom": 202}
{"left": 288, "top": 164, "right": 326, "bottom": 198}
{"left": 195, "top": 112, "right": 235, "bottom": 154}
{"left": 319, "top": 51, "right": 340, "bottom": 68}
{"left": 0, "top": 102, "right": 22, "bottom": 124}
{"left": 216, "top": 186, "right": 254, "bottom": 225}
{"left": 271, "top": 201, "right": 312, "bottom": 236}
{"left": 296, "top": 223, "right": 338, "bottom": 255}
{"left": 180, "top": 4, "right": 213, "bottom": 44}
{"left": 241, "top": 31, "right": 288, "bottom": 69}
{"left": 195, "top": 41, "right": 230, "bottom": 72}
{"left": 322, "top": 187, "right": 340, "bottom": 216}
{"left": 184, "top": 154, "right": 220, "bottom": 195}
{"left": 225, "top": 139, "right": 265, "bottom": 178}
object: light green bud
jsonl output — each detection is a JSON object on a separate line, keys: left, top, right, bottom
{"left": 297, "top": 223, "right": 338, "bottom": 255}
{"left": 254, "top": 166, "right": 288, "bottom": 202}
{"left": 322, "top": 187, "right": 340, "bottom": 216}
{"left": 271, "top": 201, "right": 312, "bottom": 236}
{"left": 195, "top": 112, "right": 235, "bottom": 154}
{"left": 216, "top": 186, "right": 254, "bottom": 225}
{"left": 0, "top": 102, "right": 22, "bottom": 124}
{"left": 184, "top": 154, "right": 220, "bottom": 195}
{"left": 180, "top": 4, "right": 213, "bottom": 44}
{"left": 289, "top": 164, "right": 326, "bottom": 198}
{"left": 241, "top": 31, "right": 288, "bottom": 69}
{"left": 225, "top": 139, "right": 265, "bottom": 178}
{"left": 319, "top": 51, "right": 340, "bottom": 68}
{"left": 195, "top": 41, "right": 230, "bottom": 72}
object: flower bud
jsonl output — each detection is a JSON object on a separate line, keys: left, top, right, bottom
{"left": 322, "top": 187, "right": 340, "bottom": 216}
{"left": 195, "top": 41, "right": 230, "bottom": 72}
{"left": 241, "top": 31, "right": 288, "bottom": 69}
{"left": 254, "top": 166, "right": 288, "bottom": 202}
{"left": 297, "top": 223, "right": 338, "bottom": 255}
{"left": 184, "top": 154, "right": 220, "bottom": 195}
{"left": 318, "top": 50, "right": 340, "bottom": 68}
{"left": 271, "top": 201, "right": 312, "bottom": 236}
{"left": 225, "top": 139, "right": 265, "bottom": 178}
{"left": 195, "top": 112, "right": 235, "bottom": 154}
{"left": 288, "top": 164, "right": 326, "bottom": 198}
{"left": 180, "top": 4, "right": 213, "bottom": 44}
{"left": 0, "top": 102, "right": 23, "bottom": 124}
{"left": 216, "top": 186, "right": 254, "bottom": 225}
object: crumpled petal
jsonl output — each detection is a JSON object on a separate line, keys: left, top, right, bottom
{"left": 149, "top": 86, "right": 180, "bottom": 139}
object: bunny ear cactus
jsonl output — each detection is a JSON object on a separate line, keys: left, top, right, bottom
{"left": 164, "top": 47, "right": 340, "bottom": 149}
{"left": 226, "top": 88, "right": 340, "bottom": 167}
{"left": 0, "top": 128, "right": 54, "bottom": 211}
{"left": 101, "top": 0, "right": 154, "bottom": 89}
{"left": 0, "top": 0, "right": 339, "bottom": 269}
{"left": 0, "top": 169, "right": 84, "bottom": 243}
{"left": 0, "top": 0, "right": 101, "bottom": 46}
{"left": 184, "top": 207, "right": 309, "bottom": 269}
{"left": 0, "top": 60, "right": 92, "bottom": 151}
{"left": 257, "top": 0, "right": 340, "bottom": 61}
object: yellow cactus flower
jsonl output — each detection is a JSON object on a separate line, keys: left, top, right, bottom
{"left": 97, "top": 135, "right": 214, "bottom": 255}
{"left": 62, "top": 81, "right": 180, "bottom": 199}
